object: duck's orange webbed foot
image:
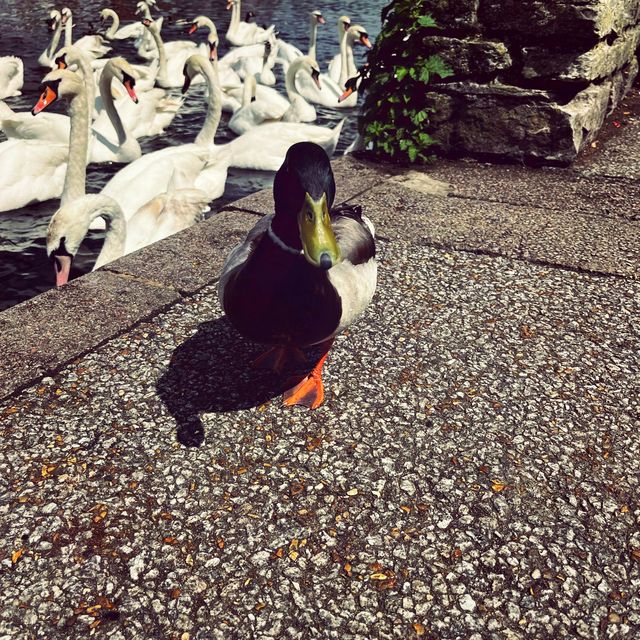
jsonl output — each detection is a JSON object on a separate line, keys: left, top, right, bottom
{"left": 252, "top": 346, "right": 307, "bottom": 374}
{"left": 282, "top": 339, "right": 334, "bottom": 410}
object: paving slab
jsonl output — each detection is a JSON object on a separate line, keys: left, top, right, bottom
{"left": 356, "top": 180, "right": 640, "bottom": 278}
{"left": 0, "top": 271, "right": 180, "bottom": 401}
{"left": 103, "top": 211, "right": 259, "bottom": 295}
{"left": 1, "top": 239, "right": 638, "bottom": 639}
{"left": 423, "top": 160, "right": 640, "bottom": 222}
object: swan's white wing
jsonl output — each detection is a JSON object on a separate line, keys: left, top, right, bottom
{"left": 125, "top": 188, "right": 208, "bottom": 253}
{"left": 327, "top": 54, "right": 341, "bottom": 84}
{"left": 99, "top": 144, "right": 211, "bottom": 224}
{"left": 0, "top": 107, "right": 70, "bottom": 144}
{"left": 0, "top": 139, "right": 67, "bottom": 212}
{"left": 113, "top": 22, "right": 145, "bottom": 40}
{"left": 0, "top": 56, "right": 23, "bottom": 100}
{"left": 226, "top": 120, "right": 345, "bottom": 171}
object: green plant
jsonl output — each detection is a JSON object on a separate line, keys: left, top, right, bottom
{"left": 358, "top": 1, "right": 452, "bottom": 163}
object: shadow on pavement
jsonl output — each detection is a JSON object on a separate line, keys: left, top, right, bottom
{"left": 157, "top": 317, "right": 310, "bottom": 448}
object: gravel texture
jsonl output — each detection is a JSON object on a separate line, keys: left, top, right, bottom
{"left": 2, "top": 234, "right": 639, "bottom": 639}
{"left": 1, "top": 134, "right": 640, "bottom": 638}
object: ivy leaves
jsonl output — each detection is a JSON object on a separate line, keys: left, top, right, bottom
{"left": 358, "top": 2, "right": 452, "bottom": 164}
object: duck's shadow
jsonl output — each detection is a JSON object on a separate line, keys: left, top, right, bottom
{"left": 156, "top": 317, "right": 317, "bottom": 447}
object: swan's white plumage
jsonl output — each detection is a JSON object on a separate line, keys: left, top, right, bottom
{"left": 0, "top": 57, "right": 23, "bottom": 100}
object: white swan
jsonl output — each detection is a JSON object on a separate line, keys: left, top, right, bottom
{"left": 134, "top": 1, "right": 164, "bottom": 60}
{"left": 0, "top": 57, "right": 23, "bottom": 100}
{"left": 281, "top": 56, "right": 320, "bottom": 123}
{"left": 60, "top": 7, "right": 112, "bottom": 61}
{"left": 141, "top": 18, "right": 202, "bottom": 89}
{"left": 276, "top": 10, "right": 326, "bottom": 68}
{"left": 228, "top": 74, "right": 284, "bottom": 134}
{"left": 0, "top": 68, "right": 89, "bottom": 212}
{"left": 297, "top": 25, "right": 372, "bottom": 109}
{"left": 228, "top": 57, "right": 319, "bottom": 134}
{"left": 99, "top": 8, "right": 145, "bottom": 41}
{"left": 89, "top": 58, "right": 142, "bottom": 164}
{"left": 99, "top": 55, "right": 230, "bottom": 224}
{"left": 189, "top": 16, "right": 242, "bottom": 88}
{"left": 38, "top": 10, "right": 64, "bottom": 68}
{"left": 46, "top": 189, "right": 207, "bottom": 285}
{"left": 225, "top": 0, "right": 275, "bottom": 46}
{"left": 226, "top": 118, "right": 345, "bottom": 172}
{"left": 327, "top": 16, "right": 352, "bottom": 84}
{"left": 224, "top": 36, "right": 278, "bottom": 86}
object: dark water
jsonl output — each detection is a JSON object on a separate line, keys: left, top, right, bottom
{"left": 0, "top": 0, "right": 386, "bottom": 310}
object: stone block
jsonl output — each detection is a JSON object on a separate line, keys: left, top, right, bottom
{"left": 608, "top": 57, "right": 639, "bottom": 113}
{"left": 426, "top": 81, "right": 612, "bottom": 163}
{"left": 425, "top": 0, "right": 480, "bottom": 30}
{"left": 522, "top": 26, "right": 640, "bottom": 81}
{"left": 424, "top": 36, "right": 512, "bottom": 79}
{"left": 479, "top": 0, "right": 640, "bottom": 42}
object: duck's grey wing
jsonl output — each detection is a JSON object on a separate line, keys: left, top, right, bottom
{"left": 330, "top": 203, "right": 376, "bottom": 266}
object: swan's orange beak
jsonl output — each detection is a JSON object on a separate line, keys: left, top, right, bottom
{"left": 123, "top": 79, "right": 138, "bottom": 104}
{"left": 209, "top": 41, "right": 218, "bottom": 62}
{"left": 188, "top": 23, "right": 198, "bottom": 35}
{"left": 226, "top": 0, "right": 233, "bottom": 9}
{"left": 55, "top": 57, "right": 67, "bottom": 70}
{"left": 317, "top": 15, "right": 326, "bottom": 25}
{"left": 54, "top": 255, "right": 72, "bottom": 287}
{"left": 32, "top": 85, "right": 58, "bottom": 115}
{"left": 338, "top": 86, "right": 354, "bottom": 103}
{"left": 359, "top": 35, "right": 372, "bottom": 48}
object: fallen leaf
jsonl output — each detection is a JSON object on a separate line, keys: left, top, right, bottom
{"left": 163, "top": 536, "right": 177, "bottom": 545}
{"left": 290, "top": 482, "right": 305, "bottom": 496}
{"left": 631, "top": 548, "right": 640, "bottom": 561}
{"left": 519, "top": 324, "right": 535, "bottom": 339}
{"left": 255, "top": 602, "right": 266, "bottom": 611}
{"left": 11, "top": 549, "right": 24, "bottom": 564}
{"left": 344, "top": 562, "right": 352, "bottom": 576}
{"left": 492, "top": 480, "right": 507, "bottom": 492}
{"left": 216, "top": 538, "right": 225, "bottom": 550}
{"left": 413, "top": 622, "right": 426, "bottom": 636}
{"left": 400, "top": 505, "right": 411, "bottom": 514}
{"left": 170, "top": 588, "right": 181, "bottom": 599}
{"left": 370, "top": 572, "right": 389, "bottom": 580}
{"left": 274, "top": 547, "right": 284, "bottom": 558}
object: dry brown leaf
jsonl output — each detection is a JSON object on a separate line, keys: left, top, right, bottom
{"left": 163, "top": 536, "right": 177, "bottom": 545}
{"left": 413, "top": 622, "right": 426, "bottom": 636}
{"left": 370, "top": 572, "right": 389, "bottom": 580}
{"left": 520, "top": 324, "right": 535, "bottom": 339}
{"left": 255, "top": 602, "right": 266, "bottom": 611}
{"left": 491, "top": 480, "right": 507, "bottom": 492}
{"left": 216, "top": 538, "right": 225, "bottom": 549}
{"left": 11, "top": 549, "right": 24, "bottom": 564}
{"left": 344, "top": 562, "right": 352, "bottom": 576}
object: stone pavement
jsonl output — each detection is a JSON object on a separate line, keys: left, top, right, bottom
{"left": 1, "top": 104, "right": 640, "bottom": 639}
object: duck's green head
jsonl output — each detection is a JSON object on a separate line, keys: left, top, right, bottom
{"left": 273, "top": 142, "right": 340, "bottom": 270}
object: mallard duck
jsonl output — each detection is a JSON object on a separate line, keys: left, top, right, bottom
{"left": 219, "top": 142, "right": 377, "bottom": 409}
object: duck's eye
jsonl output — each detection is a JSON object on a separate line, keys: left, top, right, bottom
{"left": 307, "top": 209, "right": 313, "bottom": 221}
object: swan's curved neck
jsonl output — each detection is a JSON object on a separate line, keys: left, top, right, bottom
{"left": 308, "top": 16, "right": 318, "bottom": 59}
{"left": 228, "top": 1, "right": 240, "bottom": 34}
{"left": 285, "top": 58, "right": 307, "bottom": 104}
{"left": 339, "top": 33, "right": 352, "bottom": 88}
{"left": 64, "top": 13, "right": 73, "bottom": 48}
{"left": 99, "top": 67, "right": 128, "bottom": 145}
{"left": 62, "top": 84, "right": 90, "bottom": 206}
{"left": 195, "top": 60, "right": 223, "bottom": 146}
{"left": 70, "top": 51, "right": 97, "bottom": 120}
{"left": 104, "top": 10, "right": 120, "bottom": 39}
{"left": 91, "top": 198, "right": 127, "bottom": 269}
{"left": 46, "top": 19, "right": 63, "bottom": 58}
{"left": 147, "top": 25, "right": 167, "bottom": 84}
{"left": 242, "top": 75, "right": 256, "bottom": 107}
